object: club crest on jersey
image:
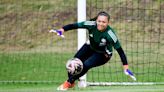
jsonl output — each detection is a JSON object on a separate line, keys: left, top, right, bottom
{"left": 99, "top": 38, "right": 106, "bottom": 46}
{"left": 89, "top": 34, "right": 93, "bottom": 37}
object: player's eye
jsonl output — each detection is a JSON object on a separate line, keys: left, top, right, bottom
{"left": 97, "top": 20, "right": 103, "bottom": 23}
{"left": 102, "top": 21, "right": 106, "bottom": 23}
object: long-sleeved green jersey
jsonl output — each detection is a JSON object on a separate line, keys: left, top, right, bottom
{"left": 62, "top": 21, "right": 128, "bottom": 65}
{"left": 63, "top": 21, "right": 121, "bottom": 55}
{"left": 77, "top": 21, "right": 121, "bottom": 54}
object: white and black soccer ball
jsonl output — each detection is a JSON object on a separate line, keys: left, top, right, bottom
{"left": 66, "top": 58, "right": 83, "bottom": 75}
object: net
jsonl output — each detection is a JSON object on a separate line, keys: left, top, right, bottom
{"left": 86, "top": 0, "right": 164, "bottom": 85}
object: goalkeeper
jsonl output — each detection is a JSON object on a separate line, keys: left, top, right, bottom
{"left": 50, "top": 11, "right": 136, "bottom": 91}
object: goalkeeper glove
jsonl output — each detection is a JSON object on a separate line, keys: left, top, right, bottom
{"left": 49, "top": 29, "right": 65, "bottom": 38}
{"left": 124, "top": 69, "right": 136, "bottom": 81}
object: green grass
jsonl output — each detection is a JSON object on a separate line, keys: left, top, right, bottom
{"left": 0, "top": 52, "right": 74, "bottom": 83}
{"left": 0, "top": 51, "right": 163, "bottom": 83}
{"left": 0, "top": 83, "right": 163, "bottom": 92}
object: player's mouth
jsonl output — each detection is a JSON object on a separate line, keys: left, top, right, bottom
{"left": 97, "top": 25, "right": 106, "bottom": 32}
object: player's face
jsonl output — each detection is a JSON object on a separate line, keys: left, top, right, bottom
{"left": 96, "top": 15, "right": 109, "bottom": 32}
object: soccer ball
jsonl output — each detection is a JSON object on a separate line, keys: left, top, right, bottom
{"left": 66, "top": 58, "right": 83, "bottom": 75}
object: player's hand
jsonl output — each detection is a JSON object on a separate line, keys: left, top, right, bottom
{"left": 124, "top": 69, "right": 136, "bottom": 81}
{"left": 49, "top": 29, "right": 65, "bottom": 38}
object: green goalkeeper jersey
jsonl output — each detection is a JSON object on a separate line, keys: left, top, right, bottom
{"left": 76, "top": 21, "right": 121, "bottom": 54}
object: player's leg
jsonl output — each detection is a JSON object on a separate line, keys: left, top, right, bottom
{"left": 57, "top": 44, "right": 93, "bottom": 90}
{"left": 67, "top": 43, "right": 94, "bottom": 80}
{"left": 74, "top": 43, "right": 94, "bottom": 62}
{"left": 68, "top": 52, "right": 112, "bottom": 84}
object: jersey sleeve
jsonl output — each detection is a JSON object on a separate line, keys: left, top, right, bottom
{"left": 113, "top": 40, "right": 121, "bottom": 49}
{"left": 77, "top": 21, "right": 96, "bottom": 29}
{"left": 62, "top": 21, "right": 96, "bottom": 31}
{"left": 107, "top": 29, "right": 121, "bottom": 49}
{"left": 107, "top": 29, "right": 128, "bottom": 65}
{"left": 116, "top": 47, "right": 128, "bottom": 65}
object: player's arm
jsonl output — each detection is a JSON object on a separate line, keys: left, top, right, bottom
{"left": 49, "top": 21, "right": 92, "bottom": 37}
{"left": 62, "top": 21, "right": 95, "bottom": 31}
{"left": 112, "top": 42, "right": 129, "bottom": 70}
{"left": 107, "top": 29, "right": 130, "bottom": 69}
{"left": 116, "top": 47, "right": 128, "bottom": 66}
{"left": 108, "top": 29, "right": 136, "bottom": 81}
{"left": 62, "top": 23, "right": 79, "bottom": 31}
{"left": 116, "top": 47, "right": 136, "bottom": 81}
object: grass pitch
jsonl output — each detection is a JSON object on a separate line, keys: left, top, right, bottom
{"left": 0, "top": 84, "right": 163, "bottom": 92}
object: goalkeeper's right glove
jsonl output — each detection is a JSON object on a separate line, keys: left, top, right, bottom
{"left": 49, "top": 29, "right": 65, "bottom": 38}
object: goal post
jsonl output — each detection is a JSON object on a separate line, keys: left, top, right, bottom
{"left": 77, "top": 0, "right": 87, "bottom": 88}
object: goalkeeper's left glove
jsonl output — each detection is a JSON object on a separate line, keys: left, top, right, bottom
{"left": 49, "top": 29, "right": 65, "bottom": 38}
{"left": 124, "top": 69, "right": 137, "bottom": 81}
